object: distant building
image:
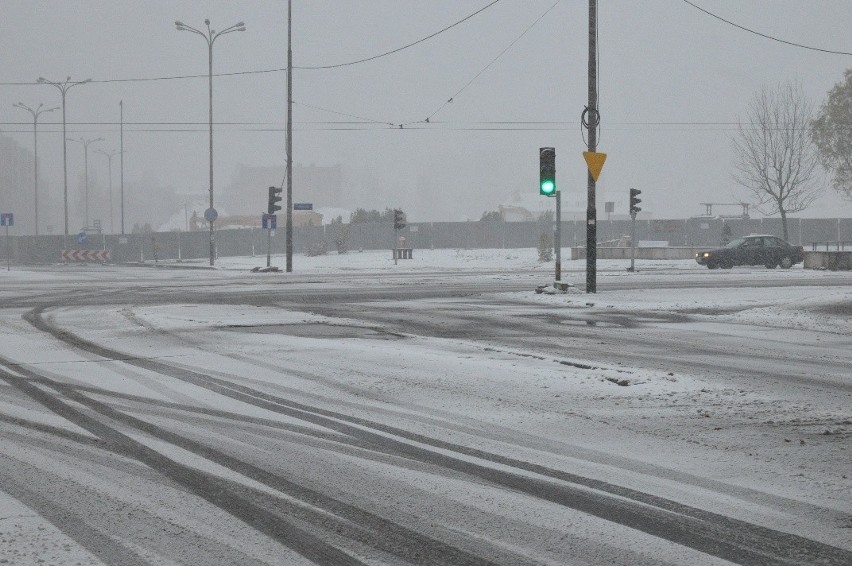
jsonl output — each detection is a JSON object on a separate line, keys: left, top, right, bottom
{"left": 185, "top": 211, "right": 322, "bottom": 230}
{"left": 220, "top": 163, "right": 343, "bottom": 216}
{"left": 497, "top": 191, "right": 587, "bottom": 222}
{"left": 495, "top": 190, "right": 653, "bottom": 222}
{"left": 0, "top": 134, "right": 40, "bottom": 234}
{"left": 498, "top": 205, "right": 535, "bottom": 222}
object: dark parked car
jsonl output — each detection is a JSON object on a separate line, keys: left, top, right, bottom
{"left": 695, "top": 235, "right": 804, "bottom": 269}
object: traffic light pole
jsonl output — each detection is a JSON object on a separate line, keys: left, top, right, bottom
{"left": 628, "top": 188, "right": 641, "bottom": 272}
{"left": 267, "top": 226, "right": 272, "bottom": 268}
{"left": 555, "top": 190, "right": 561, "bottom": 281}
{"left": 267, "top": 186, "right": 282, "bottom": 268}
{"left": 630, "top": 211, "right": 637, "bottom": 272}
{"left": 585, "top": 0, "right": 598, "bottom": 293}
{"left": 539, "top": 147, "right": 559, "bottom": 282}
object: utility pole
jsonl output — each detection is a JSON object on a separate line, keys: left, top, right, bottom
{"left": 120, "top": 100, "right": 125, "bottom": 235}
{"left": 585, "top": 0, "right": 598, "bottom": 293}
{"left": 286, "top": 0, "right": 294, "bottom": 272}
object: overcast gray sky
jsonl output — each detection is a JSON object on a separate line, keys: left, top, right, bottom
{"left": 2, "top": 0, "right": 851, "bottom": 224}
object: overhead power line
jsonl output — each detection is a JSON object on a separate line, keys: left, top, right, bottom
{"left": 681, "top": 0, "right": 852, "bottom": 56}
{"left": 1, "top": 119, "right": 829, "bottom": 134}
{"left": 295, "top": 0, "right": 562, "bottom": 128}
{"left": 295, "top": 0, "right": 502, "bottom": 69}
{"left": 420, "top": 0, "right": 562, "bottom": 124}
{"left": 0, "top": 68, "right": 286, "bottom": 87}
{"left": 292, "top": 100, "right": 396, "bottom": 127}
{"left": 0, "top": 1, "right": 502, "bottom": 87}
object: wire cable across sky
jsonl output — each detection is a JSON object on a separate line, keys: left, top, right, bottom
{"left": 295, "top": 0, "right": 502, "bottom": 70}
{"left": 419, "top": 0, "right": 562, "bottom": 125}
{"left": 0, "top": 1, "right": 502, "bottom": 86}
{"left": 681, "top": 0, "right": 852, "bottom": 56}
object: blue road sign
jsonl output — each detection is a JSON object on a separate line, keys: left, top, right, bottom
{"left": 77, "top": 230, "right": 88, "bottom": 245}
{"left": 204, "top": 207, "right": 218, "bottom": 222}
{"left": 293, "top": 203, "right": 313, "bottom": 211}
{"left": 0, "top": 213, "right": 13, "bottom": 226}
{"left": 262, "top": 214, "right": 277, "bottom": 229}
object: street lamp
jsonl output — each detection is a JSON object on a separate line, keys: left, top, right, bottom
{"left": 37, "top": 76, "right": 91, "bottom": 238}
{"left": 68, "top": 136, "right": 103, "bottom": 229}
{"left": 95, "top": 148, "right": 123, "bottom": 234}
{"left": 175, "top": 18, "right": 246, "bottom": 266}
{"left": 120, "top": 100, "right": 126, "bottom": 235}
{"left": 13, "top": 102, "right": 59, "bottom": 235}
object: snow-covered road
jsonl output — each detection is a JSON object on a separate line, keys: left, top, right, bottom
{"left": 1, "top": 250, "right": 850, "bottom": 565}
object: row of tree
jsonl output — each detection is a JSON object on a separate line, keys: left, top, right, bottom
{"left": 812, "top": 70, "right": 852, "bottom": 203}
{"left": 733, "top": 70, "right": 850, "bottom": 240}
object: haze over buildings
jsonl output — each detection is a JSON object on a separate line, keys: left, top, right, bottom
{"left": 1, "top": 0, "right": 851, "bottom": 235}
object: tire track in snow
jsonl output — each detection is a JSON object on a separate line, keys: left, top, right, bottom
{"left": 0, "top": 362, "right": 507, "bottom": 565}
{"left": 1, "top": 405, "right": 507, "bottom": 565}
{"left": 22, "top": 307, "right": 852, "bottom": 566}
{"left": 112, "top": 300, "right": 831, "bottom": 532}
{"left": 0, "top": 367, "right": 369, "bottom": 566}
{"left": 0, "top": 448, "right": 280, "bottom": 566}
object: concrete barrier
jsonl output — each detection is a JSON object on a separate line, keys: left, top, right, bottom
{"left": 803, "top": 251, "right": 852, "bottom": 270}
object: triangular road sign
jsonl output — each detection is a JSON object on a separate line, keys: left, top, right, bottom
{"left": 583, "top": 151, "right": 607, "bottom": 182}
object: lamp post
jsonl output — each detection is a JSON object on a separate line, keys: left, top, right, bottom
{"left": 175, "top": 18, "right": 246, "bottom": 266}
{"left": 95, "top": 148, "right": 122, "bottom": 234}
{"left": 120, "top": 100, "right": 125, "bottom": 235}
{"left": 37, "top": 76, "right": 91, "bottom": 238}
{"left": 68, "top": 136, "right": 103, "bottom": 229}
{"left": 13, "top": 102, "right": 58, "bottom": 235}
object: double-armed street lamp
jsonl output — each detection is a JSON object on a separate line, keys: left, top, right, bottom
{"left": 37, "top": 76, "right": 91, "bottom": 238}
{"left": 95, "top": 148, "right": 123, "bottom": 234}
{"left": 13, "top": 102, "right": 59, "bottom": 235}
{"left": 175, "top": 18, "right": 246, "bottom": 266}
{"left": 68, "top": 136, "right": 103, "bottom": 229}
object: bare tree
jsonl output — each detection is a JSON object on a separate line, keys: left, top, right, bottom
{"left": 732, "top": 82, "right": 822, "bottom": 241}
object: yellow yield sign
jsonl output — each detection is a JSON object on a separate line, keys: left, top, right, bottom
{"left": 583, "top": 151, "right": 607, "bottom": 181}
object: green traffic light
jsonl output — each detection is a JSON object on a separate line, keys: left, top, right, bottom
{"left": 540, "top": 180, "right": 555, "bottom": 195}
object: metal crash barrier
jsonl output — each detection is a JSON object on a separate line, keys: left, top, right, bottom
{"left": 393, "top": 248, "right": 413, "bottom": 260}
{"left": 803, "top": 241, "right": 852, "bottom": 270}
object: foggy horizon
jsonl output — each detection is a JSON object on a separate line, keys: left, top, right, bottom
{"left": 2, "top": 0, "right": 852, "bottom": 234}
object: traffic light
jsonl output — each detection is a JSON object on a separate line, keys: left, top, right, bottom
{"left": 393, "top": 209, "right": 406, "bottom": 230}
{"left": 394, "top": 209, "right": 405, "bottom": 230}
{"left": 268, "top": 186, "right": 282, "bottom": 214}
{"left": 629, "top": 188, "right": 642, "bottom": 215}
{"left": 539, "top": 147, "right": 556, "bottom": 196}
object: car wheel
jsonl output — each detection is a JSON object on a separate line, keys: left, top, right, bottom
{"left": 707, "top": 261, "right": 718, "bottom": 269}
{"left": 765, "top": 261, "right": 777, "bottom": 269}
{"left": 780, "top": 256, "right": 793, "bottom": 269}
